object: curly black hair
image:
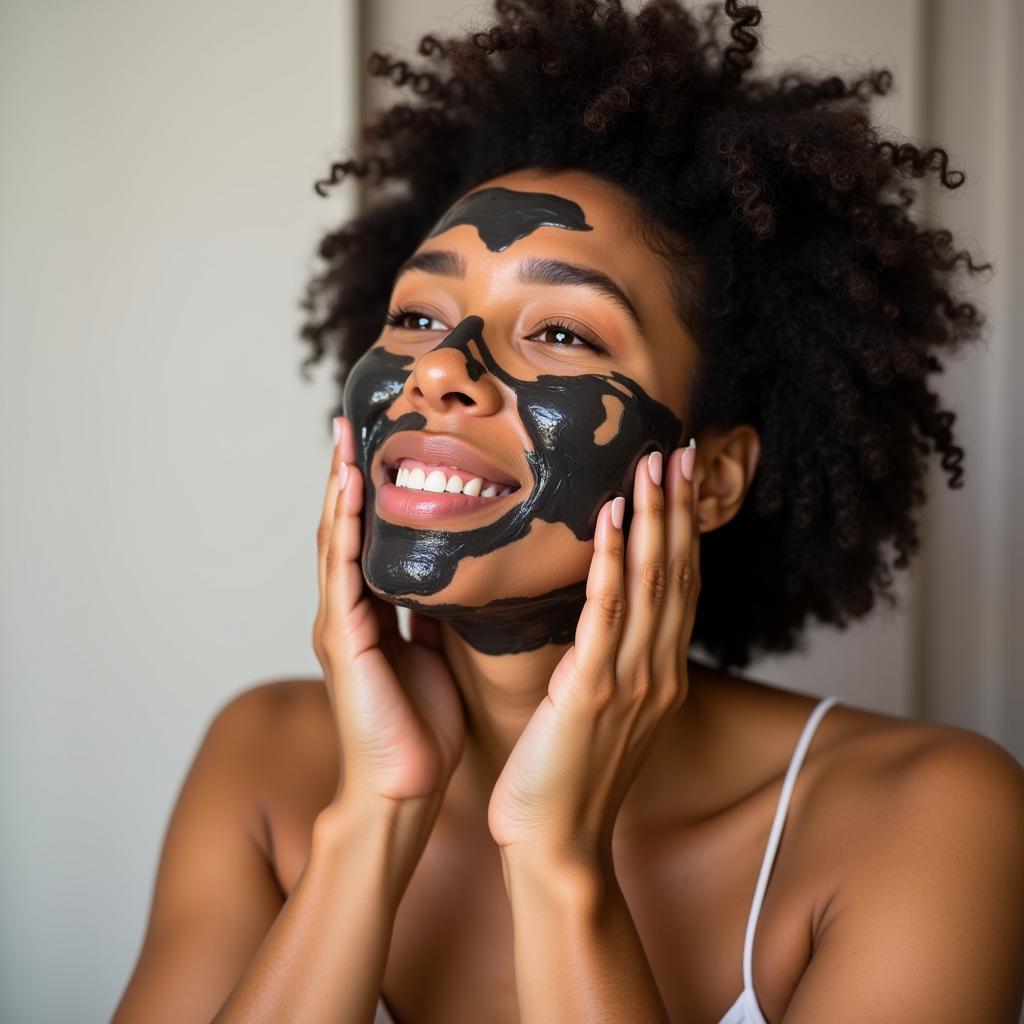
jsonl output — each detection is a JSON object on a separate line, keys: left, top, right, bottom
{"left": 298, "top": 0, "right": 991, "bottom": 672}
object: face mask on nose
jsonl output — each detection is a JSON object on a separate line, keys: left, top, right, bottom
{"left": 342, "top": 314, "right": 685, "bottom": 654}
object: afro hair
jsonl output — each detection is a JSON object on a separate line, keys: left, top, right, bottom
{"left": 298, "top": 0, "right": 992, "bottom": 671}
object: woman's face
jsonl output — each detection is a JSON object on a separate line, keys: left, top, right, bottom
{"left": 343, "top": 167, "right": 697, "bottom": 653}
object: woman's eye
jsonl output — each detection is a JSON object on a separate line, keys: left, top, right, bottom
{"left": 383, "top": 309, "right": 447, "bottom": 331}
{"left": 529, "top": 322, "right": 603, "bottom": 353}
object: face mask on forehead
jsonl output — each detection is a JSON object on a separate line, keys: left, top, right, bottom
{"left": 340, "top": 186, "right": 687, "bottom": 653}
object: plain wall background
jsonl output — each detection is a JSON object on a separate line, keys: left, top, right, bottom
{"left": 1, "top": 0, "right": 357, "bottom": 1019}
{"left": 1, "top": 1, "right": 1020, "bottom": 1021}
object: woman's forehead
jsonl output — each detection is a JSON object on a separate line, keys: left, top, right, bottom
{"left": 405, "top": 182, "right": 666, "bottom": 309}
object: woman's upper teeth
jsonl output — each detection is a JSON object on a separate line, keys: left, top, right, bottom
{"left": 393, "top": 457, "right": 515, "bottom": 498}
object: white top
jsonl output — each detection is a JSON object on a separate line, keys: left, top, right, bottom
{"left": 375, "top": 695, "right": 841, "bottom": 1024}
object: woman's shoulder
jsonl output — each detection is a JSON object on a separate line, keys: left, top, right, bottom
{"left": 196, "top": 679, "right": 339, "bottom": 893}
{"left": 722, "top": 676, "right": 1024, "bottom": 900}
{"left": 205, "top": 678, "right": 339, "bottom": 811}
{"left": 837, "top": 715, "right": 1020, "bottom": 874}
{"left": 712, "top": 670, "right": 1023, "bottom": 803}
{"left": 214, "top": 675, "right": 333, "bottom": 733}
{"left": 703, "top": 670, "right": 1024, "bottom": 874}
{"left": 806, "top": 691, "right": 1024, "bottom": 817}
{"left": 732, "top": 680, "right": 1024, "bottom": 1017}
{"left": 207, "top": 677, "right": 335, "bottom": 754}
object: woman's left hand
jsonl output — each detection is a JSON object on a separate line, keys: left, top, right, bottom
{"left": 487, "top": 441, "right": 702, "bottom": 864}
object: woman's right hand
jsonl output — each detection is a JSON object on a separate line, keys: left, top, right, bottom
{"left": 312, "top": 415, "right": 466, "bottom": 810}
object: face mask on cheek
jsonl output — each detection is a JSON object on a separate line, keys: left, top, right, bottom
{"left": 341, "top": 315, "right": 685, "bottom": 654}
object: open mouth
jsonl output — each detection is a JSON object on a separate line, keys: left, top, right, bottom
{"left": 375, "top": 455, "right": 524, "bottom": 524}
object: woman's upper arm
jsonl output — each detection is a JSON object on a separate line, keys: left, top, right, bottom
{"left": 112, "top": 687, "right": 286, "bottom": 1024}
{"left": 782, "top": 730, "right": 1024, "bottom": 1024}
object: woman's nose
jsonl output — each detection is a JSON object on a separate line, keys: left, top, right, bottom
{"left": 406, "top": 343, "right": 504, "bottom": 417}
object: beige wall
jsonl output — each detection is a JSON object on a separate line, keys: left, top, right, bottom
{"left": 915, "top": 0, "right": 1023, "bottom": 757}
{"left": 0, "top": 1, "right": 358, "bottom": 1020}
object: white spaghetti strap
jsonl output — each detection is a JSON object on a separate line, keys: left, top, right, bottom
{"left": 741, "top": 695, "right": 840, "bottom": 995}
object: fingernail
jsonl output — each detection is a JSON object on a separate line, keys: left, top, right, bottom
{"left": 680, "top": 437, "right": 697, "bottom": 482}
{"left": 610, "top": 496, "right": 625, "bottom": 530}
{"left": 647, "top": 451, "right": 663, "bottom": 487}
{"left": 332, "top": 417, "right": 342, "bottom": 447}
{"left": 338, "top": 461, "right": 349, "bottom": 490}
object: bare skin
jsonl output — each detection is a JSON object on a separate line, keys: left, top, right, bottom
{"left": 134, "top": 672, "right": 1024, "bottom": 1024}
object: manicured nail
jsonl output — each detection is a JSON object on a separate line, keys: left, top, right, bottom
{"left": 680, "top": 437, "right": 697, "bottom": 482}
{"left": 647, "top": 451, "right": 663, "bottom": 487}
{"left": 332, "top": 417, "right": 342, "bottom": 447}
{"left": 610, "top": 496, "right": 625, "bottom": 530}
{"left": 338, "top": 461, "right": 349, "bottom": 490}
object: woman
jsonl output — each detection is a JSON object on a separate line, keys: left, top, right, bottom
{"left": 113, "top": 2, "right": 1024, "bottom": 1022}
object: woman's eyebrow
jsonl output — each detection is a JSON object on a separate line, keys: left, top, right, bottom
{"left": 397, "top": 248, "right": 466, "bottom": 280}
{"left": 395, "top": 248, "right": 645, "bottom": 334}
{"left": 519, "top": 257, "right": 645, "bottom": 333}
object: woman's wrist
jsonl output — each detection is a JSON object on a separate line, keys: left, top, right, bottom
{"left": 312, "top": 792, "right": 444, "bottom": 903}
{"left": 499, "top": 840, "right": 611, "bottom": 909}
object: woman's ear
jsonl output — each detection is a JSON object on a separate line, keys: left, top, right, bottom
{"left": 694, "top": 425, "right": 761, "bottom": 532}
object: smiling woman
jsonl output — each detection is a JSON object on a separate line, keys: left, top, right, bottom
{"left": 343, "top": 174, "right": 693, "bottom": 653}
{"left": 300, "top": 10, "right": 987, "bottom": 675}
{"left": 111, "top": 2, "right": 1024, "bottom": 1024}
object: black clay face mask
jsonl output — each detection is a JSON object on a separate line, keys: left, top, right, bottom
{"left": 342, "top": 186, "right": 686, "bottom": 654}
{"left": 426, "top": 184, "right": 594, "bottom": 253}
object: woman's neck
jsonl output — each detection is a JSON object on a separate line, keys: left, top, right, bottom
{"left": 436, "top": 622, "right": 712, "bottom": 837}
